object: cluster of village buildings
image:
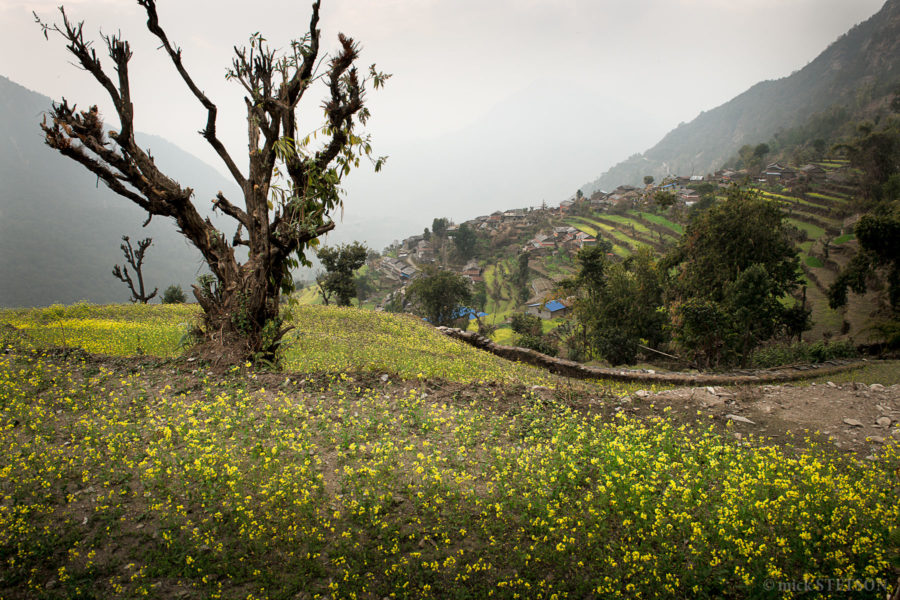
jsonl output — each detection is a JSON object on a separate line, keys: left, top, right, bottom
{"left": 374, "top": 208, "right": 545, "bottom": 284}
{"left": 523, "top": 226, "right": 596, "bottom": 254}
{"left": 570, "top": 162, "right": 834, "bottom": 213}
{"left": 372, "top": 160, "right": 840, "bottom": 318}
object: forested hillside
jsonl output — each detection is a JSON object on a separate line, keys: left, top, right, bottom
{"left": 0, "top": 76, "right": 239, "bottom": 307}
{"left": 582, "top": 0, "right": 900, "bottom": 192}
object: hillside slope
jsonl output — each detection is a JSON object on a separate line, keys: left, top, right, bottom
{"left": 583, "top": 0, "right": 900, "bottom": 191}
{"left": 0, "top": 75, "right": 241, "bottom": 307}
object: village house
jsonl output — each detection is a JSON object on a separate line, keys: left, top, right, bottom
{"left": 679, "top": 189, "right": 700, "bottom": 206}
{"left": 379, "top": 257, "right": 419, "bottom": 281}
{"left": 415, "top": 240, "right": 434, "bottom": 262}
{"left": 526, "top": 299, "right": 569, "bottom": 320}
{"left": 558, "top": 199, "right": 575, "bottom": 214}
{"left": 763, "top": 162, "right": 797, "bottom": 185}
{"left": 574, "top": 231, "right": 597, "bottom": 248}
{"left": 462, "top": 259, "right": 484, "bottom": 283}
{"left": 799, "top": 164, "right": 826, "bottom": 182}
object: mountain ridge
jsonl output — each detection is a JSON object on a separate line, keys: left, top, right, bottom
{"left": 582, "top": 0, "right": 900, "bottom": 193}
{"left": 0, "top": 75, "right": 240, "bottom": 307}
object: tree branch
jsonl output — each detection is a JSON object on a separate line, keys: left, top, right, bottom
{"left": 213, "top": 192, "right": 251, "bottom": 228}
{"left": 137, "top": 0, "right": 247, "bottom": 189}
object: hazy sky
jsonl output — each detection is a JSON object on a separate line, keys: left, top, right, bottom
{"left": 1, "top": 0, "right": 885, "bottom": 250}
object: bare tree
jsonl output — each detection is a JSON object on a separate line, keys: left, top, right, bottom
{"left": 35, "top": 1, "right": 387, "bottom": 363}
{"left": 112, "top": 235, "right": 157, "bottom": 304}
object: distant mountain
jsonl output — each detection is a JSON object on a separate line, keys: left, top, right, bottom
{"left": 582, "top": 0, "right": 900, "bottom": 192}
{"left": 0, "top": 75, "right": 241, "bottom": 307}
{"left": 336, "top": 78, "right": 665, "bottom": 250}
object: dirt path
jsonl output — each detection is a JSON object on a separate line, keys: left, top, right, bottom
{"left": 590, "top": 381, "right": 900, "bottom": 457}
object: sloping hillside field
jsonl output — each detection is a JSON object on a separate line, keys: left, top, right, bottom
{"left": 1, "top": 304, "right": 898, "bottom": 599}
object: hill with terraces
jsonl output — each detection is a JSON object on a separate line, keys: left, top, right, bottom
{"left": 340, "top": 156, "right": 884, "bottom": 352}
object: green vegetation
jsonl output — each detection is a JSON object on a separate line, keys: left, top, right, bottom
{"left": 833, "top": 232, "right": 856, "bottom": 244}
{"left": 787, "top": 219, "right": 827, "bottom": 241}
{"left": 0, "top": 311, "right": 897, "bottom": 599}
{"left": 0, "top": 303, "right": 554, "bottom": 387}
{"left": 509, "top": 312, "right": 557, "bottom": 357}
{"left": 567, "top": 219, "right": 632, "bottom": 257}
{"left": 405, "top": 267, "right": 472, "bottom": 328}
{"left": 161, "top": 284, "right": 187, "bottom": 304}
{"left": 804, "top": 255, "right": 825, "bottom": 268}
{"left": 806, "top": 191, "right": 847, "bottom": 203}
{"left": 563, "top": 245, "right": 666, "bottom": 365}
{"left": 628, "top": 211, "right": 684, "bottom": 234}
{"left": 666, "top": 189, "right": 807, "bottom": 368}
{"left": 316, "top": 242, "right": 369, "bottom": 307}
{"left": 1, "top": 302, "right": 196, "bottom": 357}
{"left": 828, "top": 122, "right": 900, "bottom": 347}
{"left": 750, "top": 339, "right": 858, "bottom": 368}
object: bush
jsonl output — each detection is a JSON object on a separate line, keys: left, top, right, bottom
{"left": 751, "top": 340, "right": 858, "bottom": 368}
{"left": 162, "top": 284, "right": 187, "bottom": 304}
{"left": 517, "top": 333, "right": 558, "bottom": 357}
{"left": 808, "top": 339, "right": 858, "bottom": 362}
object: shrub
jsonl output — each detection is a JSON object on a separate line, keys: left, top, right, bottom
{"left": 751, "top": 339, "right": 858, "bottom": 368}
{"left": 162, "top": 284, "right": 187, "bottom": 304}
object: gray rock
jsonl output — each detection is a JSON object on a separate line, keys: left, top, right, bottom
{"left": 868, "top": 436, "right": 886, "bottom": 444}
{"left": 876, "top": 416, "right": 892, "bottom": 428}
{"left": 869, "top": 383, "right": 886, "bottom": 392}
{"left": 826, "top": 381, "right": 837, "bottom": 388}
{"left": 634, "top": 390, "right": 651, "bottom": 399}
{"left": 725, "top": 414, "right": 755, "bottom": 425}
{"left": 843, "top": 418, "right": 864, "bottom": 427}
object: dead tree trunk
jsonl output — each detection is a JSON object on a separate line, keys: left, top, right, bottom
{"left": 35, "top": 1, "right": 387, "bottom": 364}
{"left": 112, "top": 235, "right": 157, "bottom": 303}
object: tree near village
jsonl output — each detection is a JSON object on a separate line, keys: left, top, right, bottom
{"left": 406, "top": 266, "right": 472, "bottom": 327}
{"left": 664, "top": 187, "right": 805, "bottom": 368}
{"left": 316, "top": 241, "right": 368, "bottom": 306}
{"left": 35, "top": 0, "right": 387, "bottom": 363}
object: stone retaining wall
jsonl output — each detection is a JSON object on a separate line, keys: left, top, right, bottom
{"left": 437, "top": 327, "right": 867, "bottom": 386}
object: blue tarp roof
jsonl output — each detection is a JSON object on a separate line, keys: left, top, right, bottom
{"left": 450, "top": 307, "right": 489, "bottom": 320}
{"left": 544, "top": 300, "right": 566, "bottom": 312}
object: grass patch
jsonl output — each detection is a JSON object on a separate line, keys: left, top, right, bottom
{"left": 808, "top": 360, "right": 900, "bottom": 386}
{"left": 627, "top": 211, "right": 684, "bottom": 235}
{"left": 834, "top": 233, "right": 856, "bottom": 244}
{"left": 0, "top": 303, "right": 554, "bottom": 386}
{"left": 788, "top": 219, "right": 826, "bottom": 241}
{"left": 806, "top": 191, "right": 848, "bottom": 204}
{"left": 805, "top": 255, "right": 824, "bottom": 268}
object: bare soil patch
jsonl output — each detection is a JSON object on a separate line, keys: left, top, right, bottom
{"left": 602, "top": 381, "right": 900, "bottom": 456}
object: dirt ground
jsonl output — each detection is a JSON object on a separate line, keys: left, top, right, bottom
{"left": 595, "top": 380, "right": 900, "bottom": 457}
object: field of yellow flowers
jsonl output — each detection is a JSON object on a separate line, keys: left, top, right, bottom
{"left": 1, "top": 303, "right": 898, "bottom": 599}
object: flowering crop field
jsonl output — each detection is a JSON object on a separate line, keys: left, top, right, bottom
{"left": 1, "top": 304, "right": 899, "bottom": 599}
{"left": 0, "top": 303, "right": 552, "bottom": 387}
